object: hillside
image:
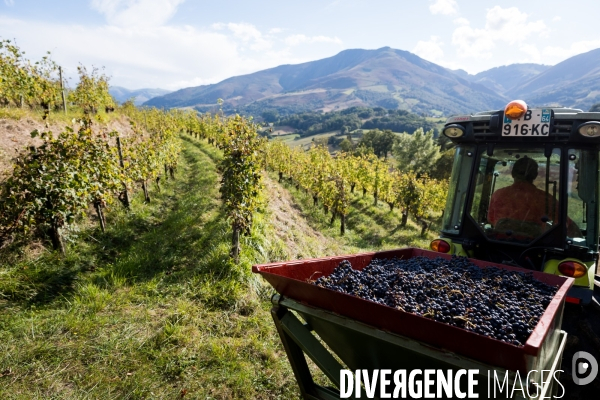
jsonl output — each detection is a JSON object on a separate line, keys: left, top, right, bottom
{"left": 145, "top": 45, "right": 600, "bottom": 117}
{"left": 272, "top": 107, "right": 440, "bottom": 138}
{"left": 109, "top": 86, "right": 171, "bottom": 106}
{"left": 508, "top": 48, "right": 600, "bottom": 110}
{"left": 0, "top": 109, "right": 135, "bottom": 179}
{"left": 0, "top": 110, "right": 437, "bottom": 398}
{"left": 144, "top": 47, "right": 507, "bottom": 116}
{"left": 463, "top": 64, "right": 550, "bottom": 94}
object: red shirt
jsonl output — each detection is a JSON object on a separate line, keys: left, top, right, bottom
{"left": 488, "top": 181, "right": 559, "bottom": 228}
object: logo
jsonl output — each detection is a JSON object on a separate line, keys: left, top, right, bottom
{"left": 572, "top": 351, "right": 598, "bottom": 385}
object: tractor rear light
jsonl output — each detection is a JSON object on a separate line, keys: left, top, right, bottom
{"left": 504, "top": 100, "right": 527, "bottom": 120}
{"left": 430, "top": 239, "right": 451, "bottom": 253}
{"left": 443, "top": 124, "right": 465, "bottom": 138}
{"left": 565, "top": 296, "right": 582, "bottom": 305}
{"left": 557, "top": 261, "right": 587, "bottom": 278}
{"left": 577, "top": 121, "right": 600, "bottom": 137}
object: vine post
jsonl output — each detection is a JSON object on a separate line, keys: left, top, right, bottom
{"left": 59, "top": 66, "right": 67, "bottom": 114}
{"left": 116, "top": 137, "right": 130, "bottom": 208}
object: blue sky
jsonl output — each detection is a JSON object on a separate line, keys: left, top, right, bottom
{"left": 2, "top": 0, "right": 600, "bottom": 91}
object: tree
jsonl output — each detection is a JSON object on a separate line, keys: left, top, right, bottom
{"left": 393, "top": 128, "right": 441, "bottom": 176}
{"left": 359, "top": 129, "right": 396, "bottom": 159}
{"left": 590, "top": 103, "right": 600, "bottom": 112}
{"left": 261, "top": 109, "right": 279, "bottom": 123}
{"left": 429, "top": 148, "right": 456, "bottom": 181}
{"left": 339, "top": 138, "right": 354, "bottom": 153}
{"left": 313, "top": 137, "right": 329, "bottom": 148}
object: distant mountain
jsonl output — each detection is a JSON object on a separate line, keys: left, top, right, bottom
{"left": 144, "top": 47, "right": 508, "bottom": 116}
{"left": 507, "top": 48, "right": 600, "bottom": 111}
{"left": 144, "top": 46, "right": 600, "bottom": 116}
{"left": 110, "top": 87, "right": 171, "bottom": 106}
{"left": 461, "top": 64, "right": 550, "bottom": 95}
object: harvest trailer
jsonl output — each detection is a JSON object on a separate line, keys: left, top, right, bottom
{"left": 253, "top": 248, "right": 570, "bottom": 399}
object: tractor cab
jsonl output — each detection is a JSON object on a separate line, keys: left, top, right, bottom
{"left": 432, "top": 100, "right": 600, "bottom": 304}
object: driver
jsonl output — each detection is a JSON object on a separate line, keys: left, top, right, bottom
{"left": 488, "top": 156, "right": 580, "bottom": 236}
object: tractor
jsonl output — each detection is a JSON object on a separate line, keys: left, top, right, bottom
{"left": 253, "top": 100, "right": 600, "bottom": 399}
{"left": 432, "top": 100, "right": 600, "bottom": 307}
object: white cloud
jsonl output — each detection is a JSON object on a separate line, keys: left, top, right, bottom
{"left": 222, "top": 22, "right": 272, "bottom": 51}
{"left": 412, "top": 36, "right": 444, "bottom": 62}
{"left": 284, "top": 34, "right": 342, "bottom": 46}
{"left": 4, "top": 0, "right": 15, "bottom": 6}
{"left": 429, "top": 0, "right": 458, "bottom": 15}
{"left": 0, "top": 15, "right": 340, "bottom": 90}
{"left": 90, "top": 0, "right": 186, "bottom": 28}
{"left": 552, "top": 16, "right": 561, "bottom": 22}
{"left": 516, "top": 43, "right": 542, "bottom": 63}
{"left": 543, "top": 40, "right": 600, "bottom": 60}
{"left": 452, "top": 6, "right": 548, "bottom": 59}
{"left": 0, "top": 15, "right": 242, "bottom": 90}
{"left": 453, "top": 17, "right": 469, "bottom": 26}
{"left": 484, "top": 6, "right": 548, "bottom": 41}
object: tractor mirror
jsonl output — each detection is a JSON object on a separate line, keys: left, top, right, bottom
{"left": 576, "top": 152, "right": 596, "bottom": 202}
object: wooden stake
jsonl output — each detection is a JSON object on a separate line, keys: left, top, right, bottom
{"left": 116, "top": 137, "right": 130, "bottom": 208}
{"left": 59, "top": 66, "right": 67, "bottom": 115}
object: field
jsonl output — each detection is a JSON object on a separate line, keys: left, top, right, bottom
{"left": 0, "top": 109, "right": 437, "bottom": 398}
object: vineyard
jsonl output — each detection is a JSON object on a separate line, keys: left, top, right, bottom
{"left": 263, "top": 139, "right": 448, "bottom": 237}
{"left": 0, "top": 40, "right": 450, "bottom": 398}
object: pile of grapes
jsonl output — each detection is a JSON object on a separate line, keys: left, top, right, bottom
{"left": 312, "top": 256, "right": 559, "bottom": 346}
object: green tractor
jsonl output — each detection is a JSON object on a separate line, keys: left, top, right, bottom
{"left": 431, "top": 100, "right": 600, "bottom": 307}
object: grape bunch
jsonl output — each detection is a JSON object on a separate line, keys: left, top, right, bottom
{"left": 312, "top": 256, "right": 559, "bottom": 346}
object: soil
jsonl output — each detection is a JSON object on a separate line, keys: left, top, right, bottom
{"left": 263, "top": 176, "right": 347, "bottom": 260}
{"left": 0, "top": 114, "right": 134, "bottom": 179}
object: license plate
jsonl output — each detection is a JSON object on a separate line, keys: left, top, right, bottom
{"left": 502, "top": 109, "right": 551, "bottom": 136}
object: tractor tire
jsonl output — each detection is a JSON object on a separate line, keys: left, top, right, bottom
{"left": 559, "top": 287, "right": 600, "bottom": 399}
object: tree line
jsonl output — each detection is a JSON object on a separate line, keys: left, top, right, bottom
{"left": 269, "top": 106, "right": 439, "bottom": 137}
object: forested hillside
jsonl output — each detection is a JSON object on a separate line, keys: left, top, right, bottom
{"left": 272, "top": 106, "right": 438, "bottom": 137}
{"left": 144, "top": 47, "right": 507, "bottom": 116}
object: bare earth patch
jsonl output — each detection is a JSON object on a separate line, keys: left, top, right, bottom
{"left": 263, "top": 176, "right": 348, "bottom": 260}
{"left": 0, "top": 114, "right": 134, "bottom": 179}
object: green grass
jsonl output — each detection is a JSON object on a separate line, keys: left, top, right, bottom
{"left": 275, "top": 131, "right": 339, "bottom": 149}
{"left": 0, "top": 137, "right": 301, "bottom": 399}
{"left": 272, "top": 174, "right": 437, "bottom": 253}
{"left": 0, "top": 130, "right": 440, "bottom": 399}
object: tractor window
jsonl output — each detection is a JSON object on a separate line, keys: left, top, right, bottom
{"left": 442, "top": 146, "right": 474, "bottom": 235}
{"left": 469, "top": 147, "right": 562, "bottom": 244}
{"left": 566, "top": 149, "right": 598, "bottom": 248}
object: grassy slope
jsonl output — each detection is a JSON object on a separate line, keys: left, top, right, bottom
{"left": 0, "top": 122, "right": 438, "bottom": 398}
{"left": 0, "top": 136, "right": 306, "bottom": 399}
{"left": 270, "top": 175, "right": 435, "bottom": 254}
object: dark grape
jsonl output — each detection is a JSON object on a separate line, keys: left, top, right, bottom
{"left": 313, "top": 256, "right": 559, "bottom": 346}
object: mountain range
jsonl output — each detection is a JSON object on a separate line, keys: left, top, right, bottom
{"left": 142, "top": 47, "right": 600, "bottom": 116}
{"left": 109, "top": 87, "right": 172, "bottom": 106}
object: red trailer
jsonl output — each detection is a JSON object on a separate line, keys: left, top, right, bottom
{"left": 253, "top": 248, "right": 572, "bottom": 400}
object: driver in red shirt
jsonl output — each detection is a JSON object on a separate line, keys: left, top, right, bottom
{"left": 488, "top": 156, "right": 580, "bottom": 236}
